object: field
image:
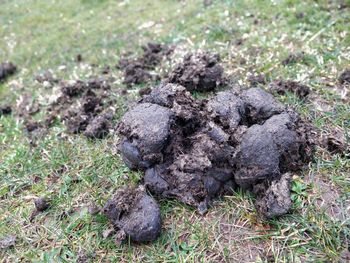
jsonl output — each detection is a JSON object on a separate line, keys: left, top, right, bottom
{"left": 0, "top": 0, "right": 349, "bottom": 262}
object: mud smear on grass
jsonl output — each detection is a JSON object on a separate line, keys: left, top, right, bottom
{"left": 111, "top": 83, "right": 314, "bottom": 243}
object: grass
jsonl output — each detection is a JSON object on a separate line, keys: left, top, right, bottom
{"left": 1, "top": 0, "right": 350, "bottom": 262}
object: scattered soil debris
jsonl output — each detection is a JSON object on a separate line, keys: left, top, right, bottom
{"left": 138, "top": 87, "right": 152, "bottom": 97}
{"left": 0, "top": 235, "right": 16, "bottom": 250}
{"left": 103, "top": 187, "right": 161, "bottom": 243}
{"left": 339, "top": 69, "right": 350, "bottom": 84}
{"left": 0, "top": 61, "right": 17, "bottom": 82}
{"left": 166, "top": 52, "right": 226, "bottom": 92}
{"left": 24, "top": 120, "right": 41, "bottom": 133}
{"left": 116, "top": 83, "right": 314, "bottom": 225}
{"left": 43, "top": 78, "right": 115, "bottom": 139}
{"left": 321, "top": 129, "right": 349, "bottom": 156}
{"left": 248, "top": 73, "right": 267, "bottom": 86}
{"left": 281, "top": 52, "right": 306, "bottom": 66}
{"left": 77, "top": 249, "right": 95, "bottom": 263}
{"left": 88, "top": 204, "right": 101, "bottom": 216}
{"left": 0, "top": 105, "right": 12, "bottom": 116}
{"left": 35, "top": 70, "right": 58, "bottom": 85}
{"left": 269, "top": 80, "right": 310, "bottom": 99}
{"left": 118, "top": 43, "right": 173, "bottom": 86}
{"left": 16, "top": 94, "right": 40, "bottom": 117}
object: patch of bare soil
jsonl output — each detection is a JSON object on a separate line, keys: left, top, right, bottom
{"left": 0, "top": 61, "right": 17, "bottom": 82}
{"left": 111, "top": 83, "right": 314, "bottom": 243}
{"left": 166, "top": 52, "right": 226, "bottom": 92}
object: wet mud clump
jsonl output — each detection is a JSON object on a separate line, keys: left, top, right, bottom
{"left": 166, "top": 53, "right": 225, "bottom": 92}
{"left": 0, "top": 62, "right": 17, "bottom": 82}
{"left": 269, "top": 80, "right": 310, "bottom": 99}
{"left": 0, "top": 105, "right": 12, "bottom": 116}
{"left": 103, "top": 187, "right": 161, "bottom": 243}
{"left": 339, "top": 69, "right": 350, "bottom": 84}
{"left": 115, "top": 84, "right": 314, "bottom": 222}
{"left": 118, "top": 43, "right": 173, "bottom": 86}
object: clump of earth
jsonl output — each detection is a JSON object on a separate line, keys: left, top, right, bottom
{"left": 0, "top": 61, "right": 17, "bottom": 81}
{"left": 117, "top": 42, "right": 174, "bottom": 86}
{"left": 51, "top": 78, "right": 114, "bottom": 138}
{"left": 106, "top": 83, "right": 314, "bottom": 243}
{"left": 269, "top": 80, "right": 310, "bottom": 99}
{"left": 166, "top": 52, "right": 226, "bottom": 92}
{"left": 103, "top": 186, "right": 161, "bottom": 243}
{"left": 339, "top": 69, "right": 350, "bottom": 84}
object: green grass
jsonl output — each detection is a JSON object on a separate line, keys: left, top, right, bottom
{"left": 1, "top": 0, "right": 349, "bottom": 262}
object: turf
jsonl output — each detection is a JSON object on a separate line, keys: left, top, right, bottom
{"left": 0, "top": 0, "right": 349, "bottom": 262}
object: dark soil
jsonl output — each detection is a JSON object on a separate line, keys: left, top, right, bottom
{"left": 253, "top": 173, "right": 292, "bottom": 219}
{"left": 35, "top": 70, "right": 58, "bottom": 84}
{"left": 103, "top": 187, "right": 161, "bottom": 243}
{"left": 0, "top": 62, "right": 17, "bottom": 82}
{"left": 45, "top": 78, "right": 114, "bottom": 139}
{"left": 322, "top": 129, "right": 349, "bottom": 156}
{"left": 339, "top": 69, "right": 350, "bottom": 84}
{"left": 0, "top": 105, "right": 12, "bottom": 116}
{"left": 34, "top": 197, "right": 50, "bottom": 212}
{"left": 166, "top": 52, "right": 225, "bottom": 92}
{"left": 248, "top": 73, "right": 267, "bottom": 86}
{"left": 116, "top": 84, "right": 314, "bottom": 220}
{"left": 269, "top": 80, "right": 310, "bottom": 99}
{"left": 118, "top": 43, "right": 173, "bottom": 87}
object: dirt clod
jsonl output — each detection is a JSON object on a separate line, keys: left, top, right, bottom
{"left": 103, "top": 187, "right": 161, "bottom": 243}
{"left": 339, "top": 69, "right": 350, "bottom": 84}
{"left": 248, "top": 73, "right": 267, "bottom": 86}
{"left": 34, "top": 197, "right": 50, "bottom": 212}
{"left": 0, "top": 105, "right": 12, "bottom": 116}
{"left": 117, "top": 84, "right": 314, "bottom": 219}
{"left": 269, "top": 80, "right": 310, "bottom": 99}
{"left": 0, "top": 62, "right": 17, "bottom": 82}
{"left": 166, "top": 53, "right": 225, "bottom": 92}
{"left": 254, "top": 173, "right": 292, "bottom": 219}
{"left": 118, "top": 43, "right": 173, "bottom": 86}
